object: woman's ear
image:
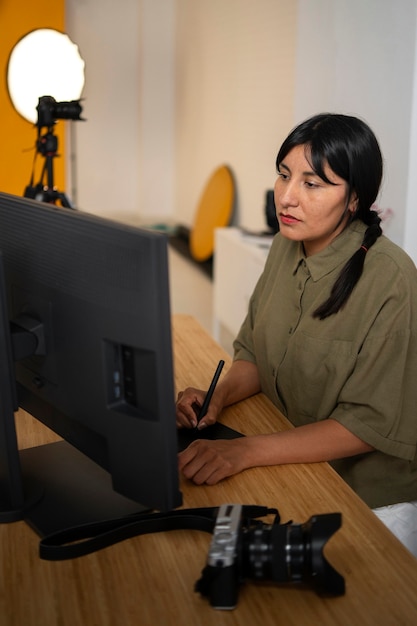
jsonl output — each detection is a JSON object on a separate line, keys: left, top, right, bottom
{"left": 348, "top": 191, "right": 359, "bottom": 214}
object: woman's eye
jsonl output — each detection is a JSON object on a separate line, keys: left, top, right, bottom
{"left": 305, "top": 180, "right": 319, "bottom": 189}
{"left": 277, "top": 171, "right": 289, "bottom": 181}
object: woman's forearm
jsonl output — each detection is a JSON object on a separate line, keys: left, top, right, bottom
{"left": 213, "top": 359, "right": 261, "bottom": 409}
{"left": 241, "top": 418, "right": 374, "bottom": 468}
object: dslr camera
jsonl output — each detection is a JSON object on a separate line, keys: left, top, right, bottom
{"left": 36, "top": 95, "right": 83, "bottom": 128}
{"left": 196, "top": 503, "right": 345, "bottom": 610}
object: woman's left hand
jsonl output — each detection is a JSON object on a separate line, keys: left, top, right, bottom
{"left": 178, "top": 438, "right": 249, "bottom": 485}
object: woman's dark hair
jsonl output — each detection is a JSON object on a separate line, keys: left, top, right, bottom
{"left": 276, "top": 113, "right": 383, "bottom": 319}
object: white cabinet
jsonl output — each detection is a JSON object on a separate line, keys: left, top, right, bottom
{"left": 213, "top": 228, "right": 272, "bottom": 348}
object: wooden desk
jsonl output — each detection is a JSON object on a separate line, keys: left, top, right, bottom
{"left": 2, "top": 314, "right": 417, "bottom": 626}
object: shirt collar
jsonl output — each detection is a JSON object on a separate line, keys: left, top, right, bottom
{"left": 292, "top": 221, "right": 367, "bottom": 281}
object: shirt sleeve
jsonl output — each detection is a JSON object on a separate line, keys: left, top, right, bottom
{"left": 327, "top": 256, "right": 417, "bottom": 461}
{"left": 330, "top": 325, "right": 417, "bottom": 461}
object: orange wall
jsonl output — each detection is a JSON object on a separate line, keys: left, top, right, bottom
{"left": 0, "top": 0, "right": 65, "bottom": 196}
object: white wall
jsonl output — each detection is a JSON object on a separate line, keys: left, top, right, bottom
{"left": 66, "top": 0, "right": 176, "bottom": 222}
{"left": 404, "top": 8, "right": 417, "bottom": 264}
{"left": 294, "top": 0, "right": 417, "bottom": 250}
{"left": 140, "top": 0, "right": 176, "bottom": 222}
{"left": 66, "top": 0, "right": 141, "bottom": 218}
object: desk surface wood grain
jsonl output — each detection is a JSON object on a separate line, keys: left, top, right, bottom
{"left": 2, "top": 314, "right": 417, "bottom": 626}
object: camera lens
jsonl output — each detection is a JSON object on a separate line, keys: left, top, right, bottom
{"left": 53, "top": 101, "right": 83, "bottom": 121}
{"left": 242, "top": 513, "right": 345, "bottom": 595}
{"left": 243, "top": 524, "right": 289, "bottom": 581}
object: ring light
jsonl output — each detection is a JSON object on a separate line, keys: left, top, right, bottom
{"left": 7, "top": 28, "right": 85, "bottom": 124}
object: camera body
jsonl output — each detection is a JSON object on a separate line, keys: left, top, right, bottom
{"left": 201, "top": 504, "right": 242, "bottom": 609}
{"left": 36, "top": 95, "right": 83, "bottom": 128}
{"left": 196, "top": 503, "right": 345, "bottom": 610}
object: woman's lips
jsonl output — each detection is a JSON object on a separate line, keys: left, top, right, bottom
{"left": 279, "top": 213, "right": 300, "bottom": 225}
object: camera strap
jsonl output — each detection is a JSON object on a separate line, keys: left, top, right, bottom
{"left": 39, "top": 505, "right": 278, "bottom": 561}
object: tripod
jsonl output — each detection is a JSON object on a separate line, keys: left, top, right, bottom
{"left": 24, "top": 125, "right": 73, "bottom": 209}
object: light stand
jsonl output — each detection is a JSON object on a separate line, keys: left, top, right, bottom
{"left": 24, "top": 124, "right": 73, "bottom": 208}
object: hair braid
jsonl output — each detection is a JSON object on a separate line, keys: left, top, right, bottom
{"left": 313, "top": 210, "right": 382, "bottom": 320}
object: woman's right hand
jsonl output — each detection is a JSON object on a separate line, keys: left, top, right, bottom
{"left": 176, "top": 386, "right": 222, "bottom": 429}
{"left": 176, "top": 360, "right": 261, "bottom": 430}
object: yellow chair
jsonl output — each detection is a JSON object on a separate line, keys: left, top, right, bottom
{"left": 189, "top": 165, "right": 235, "bottom": 262}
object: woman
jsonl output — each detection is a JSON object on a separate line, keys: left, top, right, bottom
{"left": 176, "top": 113, "right": 417, "bottom": 555}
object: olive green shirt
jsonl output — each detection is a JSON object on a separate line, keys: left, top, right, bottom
{"left": 233, "top": 221, "right": 417, "bottom": 508}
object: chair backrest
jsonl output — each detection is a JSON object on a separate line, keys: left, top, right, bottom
{"left": 189, "top": 165, "right": 235, "bottom": 262}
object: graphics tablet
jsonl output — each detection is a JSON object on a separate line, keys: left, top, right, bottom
{"left": 177, "top": 422, "right": 244, "bottom": 452}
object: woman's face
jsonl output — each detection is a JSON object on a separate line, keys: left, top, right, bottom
{"left": 274, "top": 145, "right": 357, "bottom": 256}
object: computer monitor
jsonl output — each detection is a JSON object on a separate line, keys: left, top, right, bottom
{"left": 0, "top": 191, "right": 182, "bottom": 537}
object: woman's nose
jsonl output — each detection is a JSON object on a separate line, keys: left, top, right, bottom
{"left": 275, "top": 178, "right": 299, "bottom": 208}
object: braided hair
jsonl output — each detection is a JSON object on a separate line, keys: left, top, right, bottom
{"left": 276, "top": 113, "right": 383, "bottom": 319}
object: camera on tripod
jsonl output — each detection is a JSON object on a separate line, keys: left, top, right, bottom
{"left": 196, "top": 503, "right": 345, "bottom": 610}
{"left": 24, "top": 95, "right": 84, "bottom": 208}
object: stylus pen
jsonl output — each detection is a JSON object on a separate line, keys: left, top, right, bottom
{"left": 196, "top": 359, "right": 225, "bottom": 425}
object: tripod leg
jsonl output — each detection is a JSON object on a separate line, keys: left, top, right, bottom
{"left": 57, "top": 193, "right": 75, "bottom": 209}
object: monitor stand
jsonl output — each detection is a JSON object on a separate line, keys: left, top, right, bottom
{"left": 19, "top": 440, "right": 149, "bottom": 537}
